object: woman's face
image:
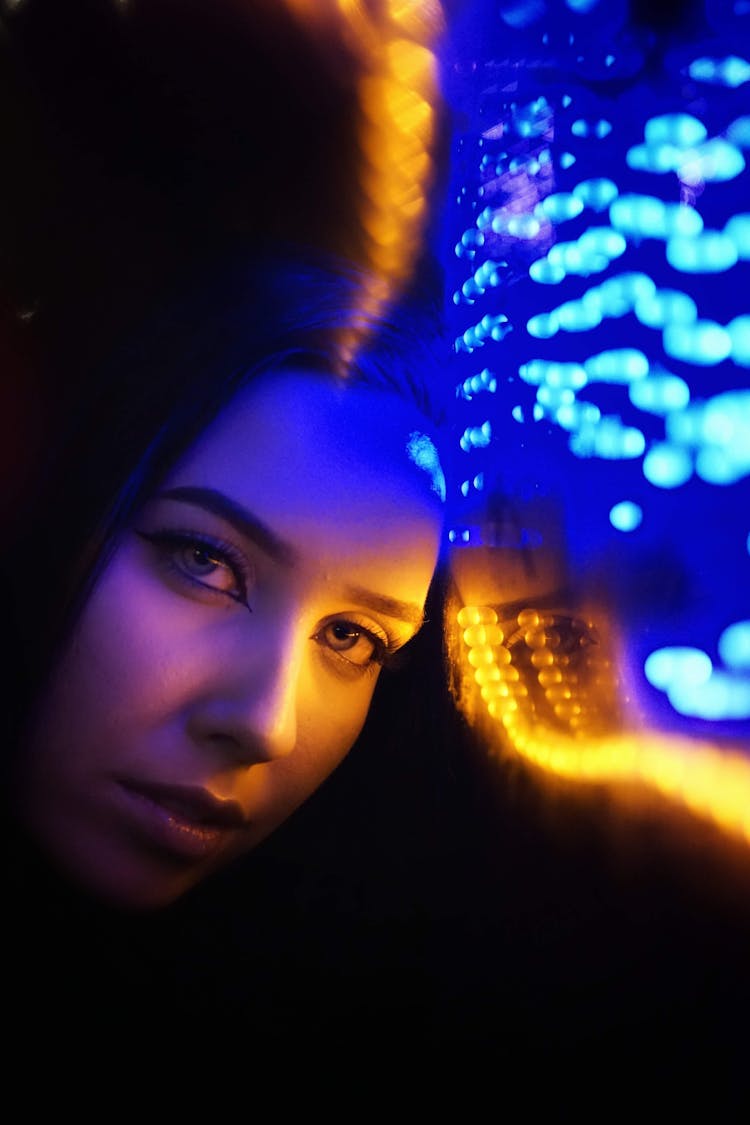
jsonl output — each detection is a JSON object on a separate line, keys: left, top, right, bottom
{"left": 18, "top": 369, "right": 444, "bottom": 909}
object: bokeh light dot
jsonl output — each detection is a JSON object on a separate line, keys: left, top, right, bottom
{"left": 644, "top": 646, "right": 713, "bottom": 690}
{"left": 609, "top": 500, "right": 643, "bottom": 531}
{"left": 719, "top": 621, "right": 750, "bottom": 670}
{"left": 642, "top": 442, "right": 693, "bottom": 487}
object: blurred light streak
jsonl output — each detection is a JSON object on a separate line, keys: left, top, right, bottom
{"left": 280, "top": 0, "right": 446, "bottom": 360}
{"left": 457, "top": 604, "right": 750, "bottom": 846}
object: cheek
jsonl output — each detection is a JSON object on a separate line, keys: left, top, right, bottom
{"left": 253, "top": 669, "right": 380, "bottom": 821}
{"left": 24, "top": 547, "right": 181, "bottom": 771}
{"left": 300, "top": 667, "right": 379, "bottom": 777}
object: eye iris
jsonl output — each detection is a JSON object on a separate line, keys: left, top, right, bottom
{"left": 329, "top": 623, "right": 360, "bottom": 650}
{"left": 184, "top": 545, "right": 218, "bottom": 576}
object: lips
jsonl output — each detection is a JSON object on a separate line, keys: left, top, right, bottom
{"left": 117, "top": 778, "right": 249, "bottom": 860}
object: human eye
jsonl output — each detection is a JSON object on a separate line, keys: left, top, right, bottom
{"left": 136, "top": 528, "right": 253, "bottom": 608}
{"left": 312, "top": 618, "right": 393, "bottom": 671}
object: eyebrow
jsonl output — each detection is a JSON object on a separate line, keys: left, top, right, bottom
{"left": 156, "top": 485, "right": 428, "bottom": 629}
{"left": 157, "top": 486, "right": 299, "bottom": 567}
{"left": 342, "top": 585, "right": 427, "bottom": 629}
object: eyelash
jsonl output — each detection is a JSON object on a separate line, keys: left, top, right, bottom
{"left": 312, "top": 619, "right": 398, "bottom": 674}
{"left": 136, "top": 528, "right": 253, "bottom": 608}
{"left": 137, "top": 527, "right": 404, "bottom": 673}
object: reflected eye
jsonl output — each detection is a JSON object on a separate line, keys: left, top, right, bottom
{"left": 136, "top": 529, "right": 251, "bottom": 607}
{"left": 314, "top": 620, "right": 386, "bottom": 668}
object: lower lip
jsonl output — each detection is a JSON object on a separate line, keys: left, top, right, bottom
{"left": 115, "top": 781, "right": 232, "bottom": 861}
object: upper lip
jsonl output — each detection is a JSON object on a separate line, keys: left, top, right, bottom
{"left": 120, "top": 778, "right": 250, "bottom": 829}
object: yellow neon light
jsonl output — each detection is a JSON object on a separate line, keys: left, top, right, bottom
{"left": 280, "top": 0, "right": 446, "bottom": 355}
{"left": 457, "top": 604, "right": 750, "bottom": 846}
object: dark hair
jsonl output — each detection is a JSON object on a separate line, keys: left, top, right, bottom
{"left": 3, "top": 246, "right": 449, "bottom": 754}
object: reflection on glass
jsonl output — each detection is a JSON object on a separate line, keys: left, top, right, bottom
{"left": 439, "top": 0, "right": 750, "bottom": 845}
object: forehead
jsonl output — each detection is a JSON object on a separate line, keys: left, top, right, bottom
{"left": 162, "top": 369, "right": 444, "bottom": 567}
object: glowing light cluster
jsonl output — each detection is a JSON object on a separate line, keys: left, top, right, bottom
{"left": 645, "top": 638, "right": 750, "bottom": 719}
{"left": 457, "top": 606, "right": 750, "bottom": 845}
{"left": 688, "top": 54, "right": 750, "bottom": 88}
{"left": 282, "top": 0, "right": 446, "bottom": 355}
{"left": 445, "top": 24, "right": 750, "bottom": 750}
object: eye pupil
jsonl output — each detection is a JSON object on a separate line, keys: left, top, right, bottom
{"left": 331, "top": 623, "right": 358, "bottom": 643}
{"left": 186, "top": 546, "right": 217, "bottom": 573}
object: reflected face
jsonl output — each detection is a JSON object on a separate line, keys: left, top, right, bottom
{"left": 18, "top": 370, "right": 443, "bottom": 909}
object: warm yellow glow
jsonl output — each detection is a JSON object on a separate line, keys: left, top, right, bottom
{"left": 385, "top": 38, "right": 437, "bottom": 93}
{"left": 388, "top": 0, "right": 446, "bottom": 40}
{"left": 275, "top": 0, "right": 445, "bottom": 346}
{"left": 457, "top": 603, "right": 750, "bottom": 847}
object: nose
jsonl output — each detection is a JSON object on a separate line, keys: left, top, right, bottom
{"left": 187, "top": 618, "right": 300, "bottom": 765}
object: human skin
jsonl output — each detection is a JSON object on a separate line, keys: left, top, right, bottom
{"left": 17, "top": 369, "right": 444, "bottom": 910}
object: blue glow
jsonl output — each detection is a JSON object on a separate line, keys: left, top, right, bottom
{"left": 536, "top": 192, "right": 584, "bottom": 222}
{"left": 665, "top": 392, "right": 750, "bottom": 475}
{"left": 519, "top": 359, "right": 587, "bottom": 387}
{"left": 572, "top": 177, "right": 619, "bottom": 211}
{"left": 527, "top": 310, "right": 560, "bottom": 338}
{"left": 556, "top": 298, "right": 603, "bottom": 331}
{"left": 626, "top": 142, "right": 684, "bottom": 173}
{"left": 634, "top": 288, "right": 697, "bottom": 329}
{"left": 610, "top": 194, "right": 703, "bottom": 239}
{"left": 663, "top": 320, "right": 732, "bottom": 364}
{"left": 725, "top": 213, "right": 750, "bottom": 257}
{"left": 678, "top": 139, "right": 745, "bottom": 184}
{"left": 460, "top": 367, "right": 497, "bottom": 399}
{"left": 696, "top": 447, "right": 748, "bottom": 484}
{"left": 644, "top": 647, "right": 713, "bottom": 690}
{"left": 555, "top": 400, "right": 601, "bottom": 431}
{"left": 513, "top": 96, "right": 552, "bottom": 139}
{"left": 609, "top": 500, "right": 643, "bottom": 531}
{"left": 666, "top": 231, "right": 739, "bottom": 273}
{"left": 569, "top": 416, "right": 645, "bottom": 459}
{"left": 668, "top": 672, "right": 750, "bottom": 720}
{"left": 728, "top": 315, "right": 750, "bottom": 365}
{"left": 571, "top": 118, "right": 612, "bottom": 138}
{"left": 644, "top": 113, "right": 707, "bottom": 148}
{"left": 442, "top": 10, "right": 750, "bottom": 738}
{"left": 537, "top": 384, "right": 576, "bottom": 410}
{"left": 406, "top": 432, "right": 446, "bottom": 502}
{"left": 578, "top": 227, "right": 627, "bottom": 258}
{"left": 499, "top": 1, "right": 546, "bottom": 29}
{"left": 727, "top": 116, "right": 750, "bottom": 147}
{"left": 688, "top": 54, "right": 750, "bottom": 87}
{"left": 628, "top": 373, "right": 690, "bottom": 414}
{"left": 459, "top": 420, "right": 492, "bottom": 452}
{"left": 719, "top": 622, "right": 750, "bottom": 670}
{"left": 529, "top": 258, "right": 567, "bottom": 284}
{"left": 504, "top": 214, "right": 542, "bottom": 238}
{"left": 642, "top": 442, "right": 693, "bottom": 488}
{"left": 584, "top": 348, "right": 649, "bottom": 383}
{"left": 531, "top": 227, "right": 627, "bottom": 285}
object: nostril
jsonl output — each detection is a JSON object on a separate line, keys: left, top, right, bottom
{"left": 188, "top": 700, "right": 297, "bottom": 765}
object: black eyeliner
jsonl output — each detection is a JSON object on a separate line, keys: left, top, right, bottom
{"left": 135, "top": 528, "right": 253, "bottom": 611}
